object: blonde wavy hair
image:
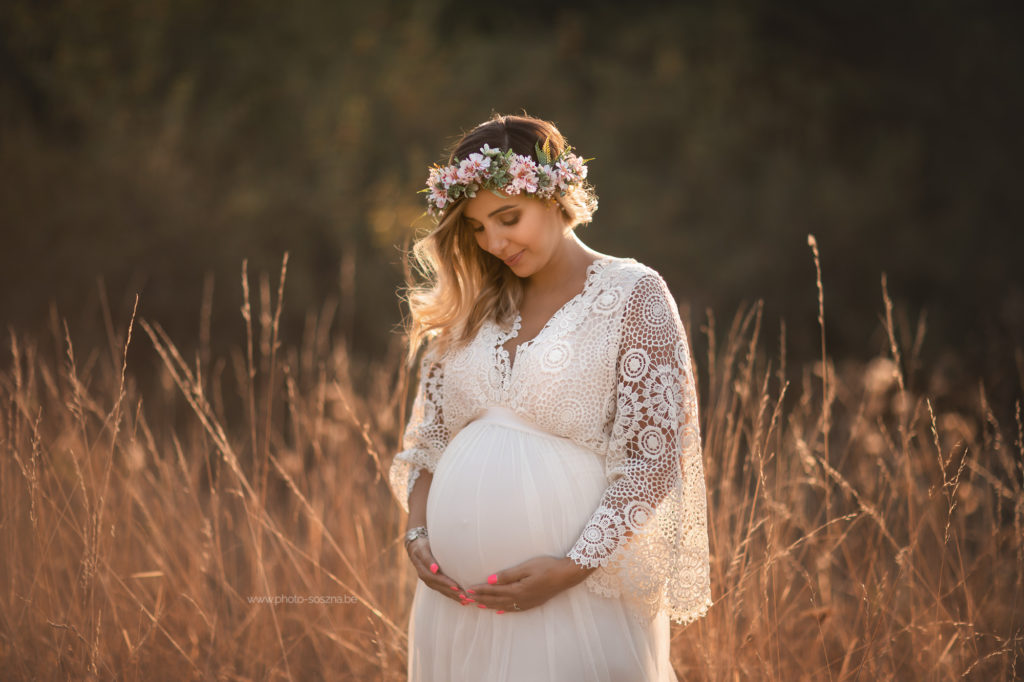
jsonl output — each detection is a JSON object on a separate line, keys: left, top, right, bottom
{"left": 403, "top": 113, "right": 599, "bottom": 363}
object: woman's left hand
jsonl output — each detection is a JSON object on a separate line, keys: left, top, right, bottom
{"left": 464, "top": 555, "right": 596, "bottom": 613}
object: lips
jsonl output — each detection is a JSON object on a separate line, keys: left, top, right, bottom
{"left": 504, "top": 250, "right": 524, "bottom": 266}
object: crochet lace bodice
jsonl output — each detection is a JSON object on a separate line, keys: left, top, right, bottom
{"left": 389, "top": 255, "right": 711, "bottom": 624}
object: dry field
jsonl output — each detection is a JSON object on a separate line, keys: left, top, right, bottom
{"left": 1, "top": 252, "right": 1021, "bottom": 680}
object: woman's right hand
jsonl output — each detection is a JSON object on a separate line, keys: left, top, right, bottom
{"left": 406, "top": 538, "right": 473, "bottom": 606}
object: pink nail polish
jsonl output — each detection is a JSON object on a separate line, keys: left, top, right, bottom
{"left": 487, "top": 574, "right": 498, "bottom": 585}
{"left": 477, "top": 604, "right": 487, "bottom": 609}
{"left": 466, "top": 589, "right": 476, "bottom": 594}
{"left": 430, "top": 563, "right": 439, "bottom": 574}
{"left": 449, "top": 586, "right": 459, "bottom": 591}
{"left": 496, "top": 610, "right": 505, "bottom": 614}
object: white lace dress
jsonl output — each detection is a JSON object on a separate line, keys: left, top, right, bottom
{"left": 390, "top": 256, "right": 711, "bottom": 682}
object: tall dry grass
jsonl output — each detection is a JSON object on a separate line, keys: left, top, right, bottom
{"left": 1, "top": 247, "right": 1021, "bottom": 680}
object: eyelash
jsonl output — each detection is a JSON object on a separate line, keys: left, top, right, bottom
{"left": 471, "top": 216, "right": 519, "bottom": 232}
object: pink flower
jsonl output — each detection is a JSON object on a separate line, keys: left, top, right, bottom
{"left": 423, "top": 146, "right": 589, "bottom": 220}
{"left": 441, "top": 166, "right": 459, "bottom": 188}
{"left": 555, "top": 155, "right": 586, "bottom": 189}
{"left": 458, "top": 152, "right": 491, "bottom": 183}
{"left": 507, "top": 155, "right": 539, "bottom": 195}
{"left": 456, "top": 162, "right": 476, "bottom": 184}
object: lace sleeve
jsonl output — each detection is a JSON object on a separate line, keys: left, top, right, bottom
{"left": 567, "top": 271, "right": 712, "bottom": 624}
{"left": 388, "top": 346, "right": 451, "bottom": 513}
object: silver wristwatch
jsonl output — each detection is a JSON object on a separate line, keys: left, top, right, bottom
{"left": 404, "top": 526, "right": 428, "bottom": 547}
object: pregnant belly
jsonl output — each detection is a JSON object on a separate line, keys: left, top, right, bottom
{"left": 426, "top": 407, "right": 607, "bottom": 587}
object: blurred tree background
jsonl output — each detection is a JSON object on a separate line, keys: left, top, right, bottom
{"left": 1, "top": 0, "right": 1021, "bottom": 401}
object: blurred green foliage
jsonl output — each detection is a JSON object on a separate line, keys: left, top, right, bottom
{"left": 1, "top": 1, "right": 1021, "bottom": 393}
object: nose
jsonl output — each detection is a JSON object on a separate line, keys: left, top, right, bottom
{"left": 480, "top": 226, "right": 508, "bottom": 255}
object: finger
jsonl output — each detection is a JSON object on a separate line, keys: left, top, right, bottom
{"left": 420, "top": 562, "right": 460, "bottom": 594}
{"left": 487, "top": 563, "right": 533, "bottom": 586}
{"left": 409, "top": 545, "right": 440, "bottom": 575}
{"left": 467, "top": 566, "right": 531, "bottom": 595}
{"left": 414, "top": 557, "right": 458, "bottom": 590}
{"left": 429, "top": 575, "right": 469, "bottom": 603}
{"left": 421, "top": 571, "right": 470, "bottom": 604}
{"left": 407, "top": 542, "right": 441, "bottom": 579}
{"left": 469, "top": 570, "right": 513, "bottom": 590}
{"left": 407, "top": 546, "right": 480, "bottom": 607}
{"left": 417, "top": 564, "right": 469, "bottom": 604}
{"left": 408, "top": 551, "right": 462, "bottom": 599}
{"left": 472, "top": 591, "right": 525, "bottom": 612}
{"left": 464, "top": 577, "right": 520, "bottom": 593}
{"left": 412, "top": 549, "right": 442, "bottom": 577}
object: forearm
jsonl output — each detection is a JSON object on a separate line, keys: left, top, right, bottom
{"left": 406, "top": 469, "right": 433, "bottom": 531}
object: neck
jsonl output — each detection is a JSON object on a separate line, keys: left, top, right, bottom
{"left": 524, "top": 233, "right": 601, "bottom": 297}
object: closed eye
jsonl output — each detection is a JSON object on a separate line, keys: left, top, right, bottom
{"left": 467, "top": 211, "right": 519, "bottom": 232}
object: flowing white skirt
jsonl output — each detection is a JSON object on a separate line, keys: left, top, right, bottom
{"left": 409, "top": 407, "right": 677, "bottom": 682}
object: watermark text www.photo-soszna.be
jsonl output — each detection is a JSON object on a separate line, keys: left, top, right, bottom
{"left": 247, "top": 594, "right": 360, "bottom": 605}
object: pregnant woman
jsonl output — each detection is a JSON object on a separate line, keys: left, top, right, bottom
{"left": 389, "top": 113, "right": 711, "bottom": 681}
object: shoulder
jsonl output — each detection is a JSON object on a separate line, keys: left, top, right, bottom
{"left": 601, "top": 257, "right": 675, "bottom": 303}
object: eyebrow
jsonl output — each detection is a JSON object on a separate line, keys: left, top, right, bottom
{"left": 488, "top": 204, "right": 516, "bottom": 217}
{"left": 466, "top": 204, "right": 518, "bottom": 224}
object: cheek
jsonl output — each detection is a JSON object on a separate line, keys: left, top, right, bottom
{"left": 541, "top": 219, "right": 564, "bottom": 246}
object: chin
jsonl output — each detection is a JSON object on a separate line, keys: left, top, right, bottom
{"left": 505, "top": 264, "right": 529, "bottom": 279}
{"left": 508, "top": 257, "right": 540, "bottom": 277}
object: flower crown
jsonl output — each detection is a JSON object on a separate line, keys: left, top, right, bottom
{"left": 423, "top": 139, "right": 590, "bottom": 220}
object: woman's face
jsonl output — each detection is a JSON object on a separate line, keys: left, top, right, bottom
{"left": 462, "top": 190, "right": 568, "bottom": 278}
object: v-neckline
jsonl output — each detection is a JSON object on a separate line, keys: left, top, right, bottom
{"left": 498, "top": 255, "right": 613, "bottom": 375}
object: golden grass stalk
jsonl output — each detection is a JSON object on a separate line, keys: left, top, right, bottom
{"left": 0, "top": 251, "right": 1020, "bottom": 679}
